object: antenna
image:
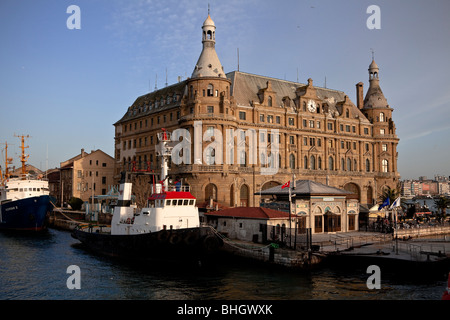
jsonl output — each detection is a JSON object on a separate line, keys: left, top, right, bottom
{"left": 208, "top": 3, "right": 210, "bottom": 15}
{"left": 165, "top": 68, "right": 168, "bottom": 87}
{"left": 237, "top": 48, "right": 240, "bottom": 72}
{"left": 370, "top": 48, "right": 375, "bottom": 60}
{"left": 154, "top": 74, "right": 158, "bottom": 91}
{"left": 324, "top": 76, "right": 327, "bottom": 88}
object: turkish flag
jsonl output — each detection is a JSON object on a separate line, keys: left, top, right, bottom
{"left": 281, "top": 181, "right": 290, "bottom": 189}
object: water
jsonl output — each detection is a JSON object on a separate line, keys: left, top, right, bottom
{"left": 0, "top": 228, "right": 447, "bottom": 300}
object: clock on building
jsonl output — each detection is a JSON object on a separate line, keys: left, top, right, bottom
{"left": 307, "top": 99, "right": 316, "bottom": 113}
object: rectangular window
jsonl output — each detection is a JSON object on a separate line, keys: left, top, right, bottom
{"left": 260, "top": 114, "right": 265, "bottom": 122}
{"left": 239, "top": 111, "right": 246, "bottom": 120}
{"left": 289, "top": 118, "right": 294, "bottom": 126}
{"left": 289, "top": 136, "right": 295, "bottom": 144}
{"left": 207, "top": 106, "right": 214, "bottom": 113}
{"left": 328, "top": 123, "right": 333, "bottom": 130}
{"left": 276, "top": 116, "right": 281, "bottom": 124}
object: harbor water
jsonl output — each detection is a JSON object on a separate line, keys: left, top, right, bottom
{"left": 0, "top": 228, "right": 447, "bottom": 300}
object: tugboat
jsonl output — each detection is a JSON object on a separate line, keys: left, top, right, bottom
{"left": 0, "top": 135, "right": 52, "bottom": 232}
{"left": 71, "top": 129, "right": 223, "bottom": 263}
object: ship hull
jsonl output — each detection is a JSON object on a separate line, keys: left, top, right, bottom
{"left": 71, "top": 226, "right": 223, "bottom": 264}
{"left": 0, "top": 195, "right": 52, "bottom": 231}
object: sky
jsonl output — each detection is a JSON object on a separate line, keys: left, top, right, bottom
{"left": 0, "top": 0, "right": 449, "bottom": 180}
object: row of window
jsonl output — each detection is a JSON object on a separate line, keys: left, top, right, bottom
{"left": 128, "top": 93, "right": 180, "bottom": 117}
{"left": 238, "top": 111, "right": 371, "bottom": 135}
{"left": 123, "top": 111, "right": 181, "bottom": 134}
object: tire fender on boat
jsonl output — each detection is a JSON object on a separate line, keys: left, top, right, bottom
{"left": 184, "top": 232, "right": 199, "bottom": 246}
{"left": 169, "top": 233, "right": 182, "bottom": 245}
{"left": 203, "top": 235, "right": 220, "bottom": 252}
{"left": 157, "top": 230, "right": 170, "bottom": 243}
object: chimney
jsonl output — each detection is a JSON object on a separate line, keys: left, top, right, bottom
{"left": 356, "top": 82, "right": 364, "bottom": 109}
{"left": 81, "top": 148, "right": 85, "bottom": 157}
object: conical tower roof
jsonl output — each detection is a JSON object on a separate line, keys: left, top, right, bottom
{"left": 191, "top": 14, "right": 225, "bottom": 78}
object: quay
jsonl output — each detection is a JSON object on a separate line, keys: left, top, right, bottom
{"left": 213, "top": 226, "right": 450, "bottom": 272}
{"left": 47, "top": 208, "right": 450, "bottom": 273}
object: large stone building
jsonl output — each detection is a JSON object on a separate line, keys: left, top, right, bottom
{"left": 59, "top": 149, "right": 115, "bottom": 204}
{"left": 113, "top": 14, "right": 400, "bottom": 212}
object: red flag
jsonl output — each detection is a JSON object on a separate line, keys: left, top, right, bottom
{"left": 281, "top": 181, "right": 290, "bottom": 189}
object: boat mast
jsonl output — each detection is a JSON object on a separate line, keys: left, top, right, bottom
{"left": 15, "top": 134, "right": 30, "bottom": 176}
{"left": 1, "top": 141, "right": 13, "bottom": 183}
{"left": 156, "top": 128, "right": 172, "bottom": 191}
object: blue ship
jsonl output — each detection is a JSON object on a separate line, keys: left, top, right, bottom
{"left": 0, "top": 194, "right": 52, "bottom": 231}
{"left": 0, "top": 136, "right": 52, "bottom": 232}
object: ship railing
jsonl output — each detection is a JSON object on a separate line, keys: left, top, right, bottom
{"left": 151, "top": 184, "right": 190, "bottom": 193}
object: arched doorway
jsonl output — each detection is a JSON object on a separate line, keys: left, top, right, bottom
{"left": 240, "top": 184, "right": 249, "bottom": 207}
{"left": 324, "top": 207, "right": 341, "bottom": 232}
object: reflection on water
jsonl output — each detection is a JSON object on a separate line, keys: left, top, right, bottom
{"left": 0, "top": 229, "right": 447, "bottom": 300}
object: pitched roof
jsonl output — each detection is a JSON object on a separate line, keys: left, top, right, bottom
{"left": 258, "top": 180, "right": 352, "bottom": 197}
{"left": 226, "top": 71, "right": 370, "bottom": 124}
{"left": 204, "top": 207, "right": 295, "bottom": 219}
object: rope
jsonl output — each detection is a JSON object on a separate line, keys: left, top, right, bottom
{"left": 50, "top": 201, "right": 79, "bottom": 222}
{"left": 207, "top": 225, "right": 272, "bottom": 252}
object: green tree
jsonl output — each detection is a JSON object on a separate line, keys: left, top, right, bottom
{"left": 434, "top": 196, "right": 449, "bottom": 221}
{"left": 69, "top": 197, "right": 84, "bottom": 211}
{"left": 379, "top": 186, "right": 400, "bottom": 205}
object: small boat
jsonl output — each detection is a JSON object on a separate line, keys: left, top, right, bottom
{"left": 71, "top": 129, "right": 223, "bottom": 264}
{"left": 0, "top": 136, "right": 52, "bottom": 232}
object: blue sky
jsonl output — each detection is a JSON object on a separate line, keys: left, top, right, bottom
{"left": 1, "top": 0, "right": 449, "bottom": 180}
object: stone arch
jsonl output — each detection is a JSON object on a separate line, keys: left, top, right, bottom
{"left": 344, "top": 182, "right": 360, "bottom": 201}
{"left": 205, "top": 183, "right": 217, "bottom": 202}
{"left": 239, "top": 184, "right": 249, "bottom": 207}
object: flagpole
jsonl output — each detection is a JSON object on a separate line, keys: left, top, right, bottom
{"left": 289, "top": 185, "right": 292, "bottom": 248}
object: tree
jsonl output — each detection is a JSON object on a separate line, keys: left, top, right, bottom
{"left": 434, "top": 196, "right": 449, "bottom": 221}
{"left": 379, "top": 186, "right": 400, "bottom": 205}
{"left": 68, "top": 197, "right": 83, "bottom": 211}
{"left": 131, "top": 174, "right": 153, "bottom": 209}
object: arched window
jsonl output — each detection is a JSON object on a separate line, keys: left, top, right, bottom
{"left": 268, "top": 96, "right": 272, "bottom": 107}
{"left": 289, "top": 154, "right": 295, "bottom": 169}
{"left": 240, "top": 184, "right": 249, "bottom": 207}
{"left": 240, "top": 150, "right": 247, "bottom": 167}
{"left": 304, "top": 156, "right": 308, "bottom": 169}
{"left": 205, "top": 183, "right": 217, "bottom": 201}
{"left": 347, "top": 158, "right": 352, "bottom": 171}
{"left": 328, "top": 156, "right": 334, "bottom": 170}
{"left": 207, "top": 84, "right": 214, "bottom": 96}
{"left": 310, "top": 155, "right": 316, "bottom": 170}
{"left": 318, "top": 157, "right": 322, "bottom": 170}
{"left": 354, "top": 159, "right": 357, "bottom": 171}
{"left": 366, "top": 159, "right": 370, "bottom": 172}
{"left": 382, "top": 159, "right": 389, "bottom": 172}
{"left": 341, "top": 158, "right": 345, "bottom": 170}
{"left": 379, "top": 112, "right": 385, "bottom": 122}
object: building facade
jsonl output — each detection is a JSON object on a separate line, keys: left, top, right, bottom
{"left": 59, "top": 149, "right": 115, "bottom": 204}
{"left": 113, "top": 14, "right": 400, "bottom": 211}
